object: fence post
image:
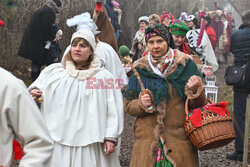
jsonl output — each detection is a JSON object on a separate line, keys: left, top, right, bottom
{"left": 243, "top": 95, "right": 250, "bottom": 167}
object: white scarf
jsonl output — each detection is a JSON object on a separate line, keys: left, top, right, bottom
{"left": 147, "top": 48, "right": 174, "bottom": 77}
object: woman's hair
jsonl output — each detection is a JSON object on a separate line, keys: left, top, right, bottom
{"left": 139, "top": 20, "right": 149, "bottom": 25}
{"left": 149, "top": 14, "right": 161, "bottom": 24}
{"left": 64, "top": 37, "right": 94, "bottom": 69}
{"left": 192, "top": 18, "right": 199, "bottom": 28}
{"left": 205, "top": 16, "right": 211, "bottom": 27}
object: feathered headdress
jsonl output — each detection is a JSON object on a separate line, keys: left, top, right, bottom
{"left": 66, "top": 12, "right": 101, "bottom": 35}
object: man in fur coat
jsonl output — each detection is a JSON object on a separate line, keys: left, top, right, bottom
{"left": 18, "top": 0, "right": 61, "bottom": 81}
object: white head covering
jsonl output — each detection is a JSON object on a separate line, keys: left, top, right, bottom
{"left": 186, "top": 15, "right": 195, "bottom": 22}
{"left": 138, "top": 16, "right": 149, "bottom": 23}
{"left": 71, "top": 29, "right": 96, "bottom": 50}
{"left": 67, "top": 12, "right": 101, "bottom": 35}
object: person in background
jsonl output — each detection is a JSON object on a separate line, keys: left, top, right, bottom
{"left": 169, "top": 19, "right": 215, "bottom": 77}
{"left": 169, "top": 19, "right": 190, "bottom": 54}
{"left": 148, "top": 14, "right": 161, "bottom": 27}
{"left": 186, "top": 15, "right": 200, "bottom": 29}
{"left": 226, "top": 11, "right": 235, "bottom": 31}
{"left": 179, "top": 10, "right": 188, "bottom": 23}
{"left": 29, "top": 29, "right": 124, "bottom": 167}
{"left": 104, "top": 0, "right": 119, "bottom": 41}
{"left": 18, "top": 0, "right": 62, "bottom": 81}
{"left": 221, "top": 13, "right": 232, "bottom": 64}
{"left": 211, "top": 14, "right": 227, "bottom": 64}
{"left": 124, "top": 23, "right": 207, "bottom": 167}
{"left": 112, "top": 0, "right": 122, "bottom": 40}
{"left": 46, "top": 24, "right": 63, "bottom": 65}
{"left": 130, "top": 16, "right": 149, "bottom": 62}
{"left": 204, "top": 16, "right": 216, "bottom": 48}
{"left": 226, "top": 11, "right": 250, "bottom": 162}
{"left": 160, "top": 12, "right": 175, "bottom": 28}
{"left": 185, "top": 15, "right": 219, "bottom": 73}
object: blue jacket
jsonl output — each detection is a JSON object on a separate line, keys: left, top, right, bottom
{"left": 104, "top": 0, "right": 119, "bottom": 30}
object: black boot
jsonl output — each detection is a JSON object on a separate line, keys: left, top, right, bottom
{"left": 226, "top": 151, "right": 243, "bottom": 161}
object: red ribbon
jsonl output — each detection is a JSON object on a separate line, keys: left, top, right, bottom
{"left": 188, "top": 101, "right": 230, "bottom": 127}
{"left": 13, "top": 140, "right": 23, "bottom": 160}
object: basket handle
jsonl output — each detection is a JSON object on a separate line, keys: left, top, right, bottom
{"left": 185, "top": 98, "right": 213, "bottom": 118}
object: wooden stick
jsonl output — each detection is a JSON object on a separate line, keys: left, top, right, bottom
{"left": 124, "top": 56, "right": 152, "bottom": 110}
{"left": 243, "top": 95, "right": 250, "bottom": 167}
{"left": 123, "top": 56, "right": 145, "bottom": 91}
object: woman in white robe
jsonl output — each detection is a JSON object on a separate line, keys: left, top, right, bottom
{"left": 29, "top": 29, "right": 124, "bottom": 167}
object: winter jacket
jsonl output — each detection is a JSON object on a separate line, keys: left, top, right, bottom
{"left": 104, "top": 0, "right": 119, "bottom": 31}
{"left": 230, "top": 24, "right": 250, "bottom": 62}
{"left": 18, "top": 5, "right": 56, "bottom": 66}
{"left": 230, "top": 24, "right": 250, "bottom": 91}
{"left": 206, "top": 26, "right": 216, "bottom": 48}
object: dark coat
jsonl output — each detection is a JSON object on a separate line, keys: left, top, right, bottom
{"left": 230, "top": 24, "right": 250, "bottom": 62}
{"left": 18, "top": 6, "right": 55, "bottom": 66}
{"left": 230, "top": 24, "right": 250, "bottom": 91}
{"left": 104, "top": 0, "right": 119, "bottom": 31}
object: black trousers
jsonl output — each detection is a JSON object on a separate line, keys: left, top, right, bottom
{"left": 233, "top": 88, "right": 250, "bottom": 152}
{"left": 31, "top": 62, "right": 42, "bottom": 81}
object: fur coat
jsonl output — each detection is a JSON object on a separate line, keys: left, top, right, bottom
{"left": 124, "top": 49, "right": 207, "bottom": 167}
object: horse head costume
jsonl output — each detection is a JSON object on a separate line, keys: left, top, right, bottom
{"left": 92, "top": 0, "right": 118, "bottom": 53}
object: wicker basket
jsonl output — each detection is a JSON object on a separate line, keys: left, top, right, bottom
{"left": 184, "top": 98, "right": 236, "bottom": 151}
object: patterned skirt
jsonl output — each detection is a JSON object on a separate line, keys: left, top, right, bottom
{"left": 154, "top": 140, "right": 173, "bottom": 167}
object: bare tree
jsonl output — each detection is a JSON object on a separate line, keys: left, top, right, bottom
{"left": 2, "top": 0, "right": 233, "bottom": 80}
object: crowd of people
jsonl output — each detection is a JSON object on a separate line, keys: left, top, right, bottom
{"left": 128, "top": 4, "right": 236, "bottom": 73}
{"left": 0, "top": 0, "right": 249, "bottom": 166}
